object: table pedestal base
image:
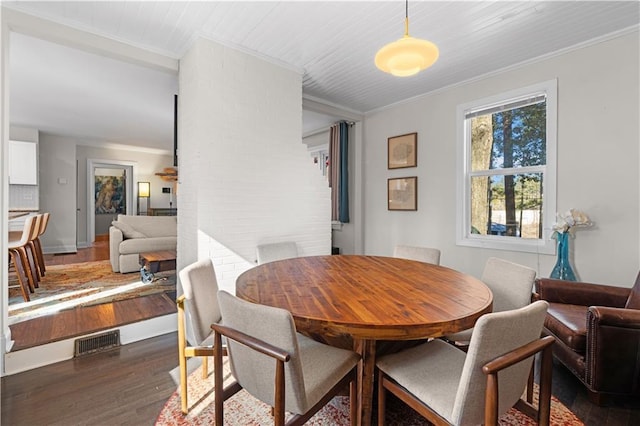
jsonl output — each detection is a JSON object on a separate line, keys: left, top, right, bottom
{"left": 354, "top": 339, "right": 376, "bottom": 426}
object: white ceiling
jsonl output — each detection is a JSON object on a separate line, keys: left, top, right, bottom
{"left": 4, "top": 1, "right": 639, "bottom": 149}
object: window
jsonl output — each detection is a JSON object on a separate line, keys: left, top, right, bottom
{"left": 456, "top": 80, "right": 557, "bottom": 254}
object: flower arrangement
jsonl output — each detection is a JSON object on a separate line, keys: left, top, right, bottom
{"left": 552, "top": 208, "right": 593, "bottom": 236}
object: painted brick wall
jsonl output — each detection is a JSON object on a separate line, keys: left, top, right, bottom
{"left": 178, "top": 38, "right": 331, "bottom": 293}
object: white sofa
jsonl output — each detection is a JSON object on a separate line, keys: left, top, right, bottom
{"left": 109, "top": 214, "right": 177, "bottom": 273}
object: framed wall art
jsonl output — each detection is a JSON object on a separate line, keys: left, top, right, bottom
{"left": 95, "top": 175, "right": 126, "bottom": 214}
{"left": 388, "top": 177, "right": 417, "bottom": 211}
{"left": 388, "top": 132, "right": 417, "bottom": 169}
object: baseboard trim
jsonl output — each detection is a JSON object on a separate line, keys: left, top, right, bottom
{"left": 3, "top": 313, "right": 177, "bottom": 376}
{"left": 42, "top": 244, "right": 78, "bottom": 254}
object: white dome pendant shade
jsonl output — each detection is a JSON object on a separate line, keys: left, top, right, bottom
{"left": 375, "top": 2, "right": 439, "bottom": 77}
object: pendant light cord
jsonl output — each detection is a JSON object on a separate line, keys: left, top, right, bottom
{"left": 404, "top": 0, "right": 409, "bottom": 36}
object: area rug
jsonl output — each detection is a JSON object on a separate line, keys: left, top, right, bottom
{"left": 8, "top": 260, "right": 175, "bottom": 325}
{"left": 155, "top": 358, "right": 584, "bottom": 425}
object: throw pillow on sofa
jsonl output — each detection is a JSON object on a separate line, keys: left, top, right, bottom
{"left": 111, "top": 221, "right": 147, "bottom": 239}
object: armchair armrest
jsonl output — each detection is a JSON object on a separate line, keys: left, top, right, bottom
{"left": 585, "top": 306, "right": 640, "bottom": 394}
{"left": 211, "top": 323, "right": 290, "bottom": 362}
{"left": 588, "top": 306, "right": 640, "bottom": 329}
{"left": 483, "top": 335, "right": 555, "bottom": 425}
{"left": 536, "top": 278, "right": 630, "bottom": 307}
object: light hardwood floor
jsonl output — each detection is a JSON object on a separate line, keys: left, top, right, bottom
{"left": 9, "top": 238, "right": 176, "bottom": 350}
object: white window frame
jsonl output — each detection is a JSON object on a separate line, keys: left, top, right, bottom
{"left": 456, "top": 80, "right": 557, "bottom": 254}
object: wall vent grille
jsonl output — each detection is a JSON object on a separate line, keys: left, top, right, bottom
{"left": 74, "top": 330, "right": 120, "bottom": 357}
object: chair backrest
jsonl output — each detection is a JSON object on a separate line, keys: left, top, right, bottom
{"left": 38, "top": 212, "right": 50, "bottom": 236}
{"left": 178, "top": 258, "right": 221, "bottom": 344}
{"left": 13, "top": 215, "right": 38, "bottom": 246}
{"left": 625, "top": 271, "right": 640, "bottom": 309}
{"left": 256, "top": 241, "right": 298, "bottom": 265}
{"left": 393, "top": 245, "right": 441, "bottom": 265}
{"left": 217, "top": 290, "right": 308, "bottom": 413}
{"left": 481, "top": 257, "right": 536, "bottom": 313}
{"left": 27, "top": 214, "right": 43, "bottom": 242}
{"left": 451, "top": 300, "right": 549, "bottom": 425}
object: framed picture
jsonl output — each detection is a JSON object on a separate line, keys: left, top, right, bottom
{"left": 95, "top": 175, "right": 126, "bottom": 214}
{"left": 388, "top": 177, "right": 417, "bottom": 211}
{"left": 388, "top": 132, "right": 417, "bottom": 169}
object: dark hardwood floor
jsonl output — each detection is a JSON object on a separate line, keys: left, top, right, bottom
{"left": 9, "top": 237, "right": 177, "bottom": 350}
{"left": 2, "top": 333, "right": 179, "bottom": 426}
{"left": 1, "top": 331, "right": 638, "bottom": 425}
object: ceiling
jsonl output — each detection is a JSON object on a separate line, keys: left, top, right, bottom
{"left": 4, "top": 1, "right": 639, "bottom": 150}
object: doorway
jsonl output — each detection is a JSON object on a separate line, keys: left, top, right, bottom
{"left": 86, "top": 159, "right": 135, "bottom": 244}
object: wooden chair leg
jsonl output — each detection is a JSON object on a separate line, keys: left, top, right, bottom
{"left": 350, "top": 376, "right": 357, "bottom": 426}
{"left": 179, "top": 352, "right": 188, "bottom": 414}
{"left": 34, "top": 238, "right": 46, "bottom": 275}
{"left": 9, "top": 250, "right": 31, "bottom": 302}
{"left": 538, "top": 345, "right": 553, "bottom": 426}
{"left": 202, "top": 356, "right": 208, "bottom": 379}
{"left": 16, "top": 247, "right": 36, "bottom": 292}
{"left": 527, "top": 363, "right": 534, "bottom": 403}
{"left": 26, "top": 242, "right": 41, "bottom": 286}
{"left": 377, "top": 369, "right": 386, "bottom": 426}
{"left": 214, "top": 332, "right": 224, "bottom": 426}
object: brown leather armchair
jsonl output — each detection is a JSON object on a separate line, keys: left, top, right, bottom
{"left": 535, "top": 273, "right": 640, "bottom": 405}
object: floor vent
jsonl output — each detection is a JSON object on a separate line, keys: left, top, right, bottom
{"left": 74, "top": 330, "right": 121, "bottom": 357}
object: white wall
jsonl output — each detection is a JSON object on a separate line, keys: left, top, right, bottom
{"left": 178, "top": 38, "right": 331, "bottom": 293}
{"left": 38, "top": 133, "right": 77, "bottom": 253}
{"left": 363, "top": 31, "right": 639, "bottom": 286}
{"left": 37, "top": 133, "right": 174, "bottom": 252}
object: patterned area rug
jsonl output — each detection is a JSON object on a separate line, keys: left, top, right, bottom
{"left": 155, "top": 357, "right": 584, "bottom": 425}
{"left": 8, "top": 260, "right": 175, "bottom": 325}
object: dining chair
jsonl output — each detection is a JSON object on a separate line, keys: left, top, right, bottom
{"left": 8, "top": 215, "right": 40, "bottom": 301}
{"left": 32, "top": 212, "right": 50, "bottom": 276}
{"left": 256, "top": 241, "right": 298, "bottom": 265}
{"left": 8, "top": 215, "right": 42, "bottom": 296}
{"left": 25, "top": 214, "right": 43, "bottom": 285}
{"left": 176, "top": 258, "right": 225, "bottom": 414}
{"left": 377, "top": 300, "right": 554, "bottom": 426}
{"left": 393, "top": 244, "right": 441, "bottom": 265}
{"left": 445, "top": 257, "right": 536, "bottom": 346}
{"left": 213, "top": 290, "right": 360, "bottom": 426}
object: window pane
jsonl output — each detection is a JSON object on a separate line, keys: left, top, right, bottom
{"left": 470, "top": 173, "right": 543, "bottom": 239}
{"left": 470, "top": 101, "right": 546, "bottom": 171}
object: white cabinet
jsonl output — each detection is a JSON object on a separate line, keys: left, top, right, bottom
{"left": 9, "top": 140, "right": 38, "bottom": 185}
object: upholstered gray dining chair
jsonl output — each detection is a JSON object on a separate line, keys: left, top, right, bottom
{"left": 445, "top": 257, "right": 536, "bottom": 346}
{"left": 377, "top": 300, "right": 554, "bottom": 426}
{"left": 393, "top": 244, "right": 441, "bottom": 265}
{"left": 256, "top": 241, "right": 298, "bottom": 265}
{"left": 213, "top": 290, "right": 360, "bottom": 426}
{"left": 177, "top": 258, "right": 224, "bottom": 414}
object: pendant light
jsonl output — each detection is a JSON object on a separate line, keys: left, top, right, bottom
{"left": 375, "top": 0, "right": 439, "bottom": 77}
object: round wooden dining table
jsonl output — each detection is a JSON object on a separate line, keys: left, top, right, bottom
{"left": 235, "top": 255, "right": 493, "bottom": 426}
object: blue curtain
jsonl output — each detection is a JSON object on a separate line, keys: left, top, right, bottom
{"left": 338, "top": 122, "right": 349, "bottom": 223}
